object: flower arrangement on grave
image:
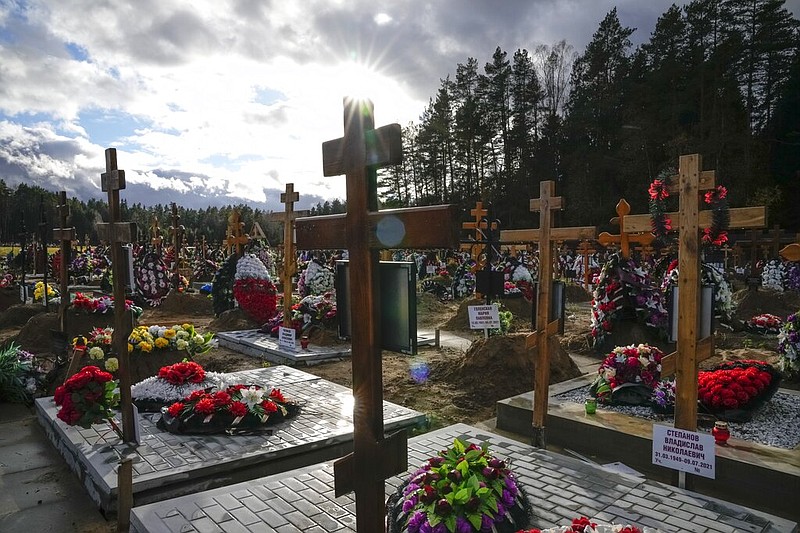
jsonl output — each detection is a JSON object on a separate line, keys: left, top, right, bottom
{"left": 590, "top": 344, "right": 664, "bottom": 406}
{"left": 786, "top": 263, "right": 800, "bottom": 292}
{"left": 130, "top": 361, "right": 225, "bottom": 412}
{"left": 212, "top": 254, "right": 237, "bottom": 316}
{"left": 135, "top": 250, "right": 171, "bottom": 306}
{"left": 192, "top": 258, "right": 219, "bottom": 283}
{"left": 0, "top": 343, "right": 47, "bottom": 403}
{"left": 660, "top": 260, "right": 735, "bottom": 320}
{"left": 264, "top": 292, "right": 338, "bottom": 337}
{"left": 590, "top": 254, "right": 668, "bottom": 348}
{"left": 452, "top": 258, "right": 477, "bottom": 299}
{"left": 650, "top": 378, "right": 676, "bottom": 414}
{"left": 69, "top": 251, "right": 94, "bottom": 282}
{"left": 299, "top": 258, "right": 335, "bottom": 296}
{"left": 53, "top": 365, "right": 121, "bottom": 436}
{"left": 517, "top": 517, "right": 653, "bottom": 532}
{"left": 777, "top": 311, "right": 800, "bottom": 377}
{"left": 386, "top": 438, "right": 531, "bottom": 533}
{"left": 33, "top": 281, "right": 58, "bottom": 302}
{"left": 70, "top": 292, "right": 143, "bottom": 320}
{"left": 761, "top": 260, "right": 786, "bottom": 292}
{"left": 746, "top": 313, "right": 783, "bottom": 335}
{"left": 158, "top": 384, "right": 300, "bottom": 435}
{"left": 128, "top": 324, "right": 214, "bottom": 357}
{"left": 649, "top": 175, "right": 729, "bottom": 248}
{"left": 698, "top": 359, "right": 781, "bottom": 421}
{"left": 233, "top": 254, "right": 278, "bottom": 324}
{"left": 0, "top": 273, "right": 14, "bottom": 288}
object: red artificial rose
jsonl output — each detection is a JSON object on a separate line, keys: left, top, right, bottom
{"left": 261, "top": 400, "right": 278, "bottom": 413}
{"left": 213, "top": 391, "right": 232, "bottom": 407}
{"left": 188, "top": 389, "right": 206, "bottom": 401}
{"left": 194, "top": 398, "right": 216, "bottom": 415}
{"left": 167, "top": 402, "right": 184, "bottom": 417}
{"left": 269, "top": 388, "right": 285, "bottom": 403}
{"left": 229, "top": 401, "right": 248, "bottom": 417}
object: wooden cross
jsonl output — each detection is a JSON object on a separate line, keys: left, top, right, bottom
{"left": 265, "top": 183, "right": 309, "bottom": 328}
{"left": 719, "top": 244, "right": 733, "bottom": 270}
{"left": 249, "top": 221, "right": 268, "bottom": 242}
{"left": 224, "top": 210, "right": 249, "bottom": 257}
{"left": 53, "top": 191, "right": 75, "bottom": 332}
{"left": 625, "top": 155, "right": 766, "bottom": 435}
{"left": 576, "top": 240, "right": 596, "bottom": 289}
{"left": 150, "top": 218, "right": 163, "bottom": 251}
{"left": 524, "top": 181, "right": 595, "bottom": 448}
{"left": 200, "top": 235, "right": 207, "bottom": 260}
{"left": 169, "top": 203, "right": 185, "bottom": 289}
{"left": 460, "top": 201, "right": 490, "bottom": 260}
{"left": 294, "top": 98, "right": 457, "bottom": 532}
{"left": 597, "top": 198, "right": 654, "bottom": 259}
{"left": 95, "top": 148, "right": 136, "bottom": 443}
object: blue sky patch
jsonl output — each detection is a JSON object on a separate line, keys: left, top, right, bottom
{"left": 65, "top": 42, "right": 89, "bottom": 61}
{"left": 254, "top": 87, "right": 287, "bottom": 105}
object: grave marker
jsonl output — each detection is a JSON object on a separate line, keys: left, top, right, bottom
{"left": 53, "top": 191, "right": 75, "bottom": 331}
{"left": 37, "top": 202, "right": 50, "bottom": 310}
{"left": 95, "top": 148, "right": 136, "bottom": 442}
{"left": 169, "top": 203, "right": 185, "bottom": 289}
{"left": 461, "top": 201, "right": 490, "bottom": 261}
{"left": 294, "top": 97, "right": 458, "bottom": 532}
{"left": 223, "top": 210, "right": 249, "bottom": 258}
{"left": 598, "top": 198, "right": 654, "bottom": 259}
{"left": 266, "top": 183, "right": 309, "bottom": 328}
{"left": 577, "top": 240, "right": 596, "bottom": 288}
{"left": 150, "top": 218, "right": 163, "bottom": 251}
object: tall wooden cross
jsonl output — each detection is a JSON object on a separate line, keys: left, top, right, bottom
{"left": 265, "top": 183, "right": 309, "bottom": 327}
{"left": 597, "top": 198, "right": 654, "bottom": 259}
{"left": 576, "top": 240, "right": 596, "bottom": 288}
{"left": 95, "top": 149, "right": 136, "bottom": 442}
{"left": 623, "top": 155, "right": 765, "bottom": 435}
{"left": 460, "top": 201, "right": 490, "bottom": 260}
{"left": 53, "top": 191, "right": 75, "bottom": 332}
{"left": 169, "top": 203, "right": 185, "bottom": 289}
{"left": 224, "top": 210, "right": 249, "bottom": 257}
{"left": 521, "top": 181, "right": 597, "bottom": 447}
{"left": 150, "top": 218, "right": 163, "bottom": 251}
{"left": 294, "top": 98, "right": 458, "bottom": 532}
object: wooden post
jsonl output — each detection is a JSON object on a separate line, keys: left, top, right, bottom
{"left": 150, "top": 218, "right": 163, "bottom": 252}
{"left": 53, "top": 191, "right": 75, "bottom": 332}
{"left": 294, "top": 98, "right": 458, "bottom": 532}
{"left": 577, "top": 240, "right": 596, "bottom": 288}
{"left": 597, "top": 198, "right": 654, "bottom": 259}
{"left": 265, "top": 183, "right": 309, "bottom": 327}
{"left": 95, "top": 148, "right": 136, "bottom": 442}
{"left": 224, "top": 210, "right": 249, "bottom": 258}
{"left": 169, "top": 203, "right": 185, "bottom": 289}
{"left": 460, "top": 201, "right": 489, "bottom": 261}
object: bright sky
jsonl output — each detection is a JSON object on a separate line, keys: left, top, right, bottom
{"left": 1, "top": 0, "right": 797, "bottom": 211}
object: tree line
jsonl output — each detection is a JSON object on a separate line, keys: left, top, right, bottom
{"left": 382, "top": 0, "right": 800, "bottom": 231}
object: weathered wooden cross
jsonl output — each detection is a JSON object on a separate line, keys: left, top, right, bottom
{"left": 95, "top": 148, "right": 137, "bottom": 442}
{"left": 597, "top": 198, "right": 654, "bottom": 258}
{"left": 520, "top": 181, "right": 597, "bottom": 448}
{"left": 150, "top": 218, "right": 163, "bottom": 251}
{"left": 53, "top": 191, "right": 75, "bottom": 331}
{"left": 294, "top": 98, "right": 458, "bottom": 532}
{"left": 460, "top": 200, "right": 491, "bottom": 261}
{"left": 169, "top": 202, "right": 186, "bottom": 288}
{"left": 622, "top": 155, "right": 765, "bottom": 434}
{"left": 265, "top": 183, "right": 309, "bottom": 327}
{"left": 224, "top": 210, "right": 249, "bottom": 257}
{"left": 576, "top": 239, "right": 596, "bottom": 288}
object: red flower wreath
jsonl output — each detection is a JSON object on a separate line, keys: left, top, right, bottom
{"left": 648, "top": 177, "right": 729, "bottom": 247}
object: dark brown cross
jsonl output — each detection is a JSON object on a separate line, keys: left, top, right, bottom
{"left": 95, "top": 149, "right": 136, "bottom": 442}
{"left": 294, "top": 98, "right": 457, "bottom": 532}
{"left": 53, "top": 191, "right": 75, "bottom": 332}
{"left": 523, "top": 181, "right": 597, "bottom": 448}
{"left": 597, "top": 198, "right": 654, "bottom": 259}
{"left": 265, "top": 183, "right": 309, "bottom": 327}
{"left": 170, "top": 203, "right": 186, "bottom": 289}
{"left": 150, "top": 218, "right": 163, "bottom": 251}
{"left": 460, "top": 201, "right": 489, "bottom": 260}
{"left": 224, "top": 210, "right": 249, "bottom": 257}
{"left": 200, "top": 235, "right": 207, "bottom": 260}
{"left": 625, "top": 155, "right": 765, "bottom": 435}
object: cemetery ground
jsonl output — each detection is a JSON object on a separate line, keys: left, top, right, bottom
{"left": 1, "top": 285, "right": 799, "bottom": 531}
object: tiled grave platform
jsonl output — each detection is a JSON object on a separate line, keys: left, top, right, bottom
{"left": 131, "top": 422, "right": 798, "bottom": 533}
{"left": 496, "top": 374, "right": 800, "bottom": 522}
{"left": 217, "top": 330, "right": 351, "bottom": 365}
{"left": 36, "top": 366, "right": 424, "bottom": 514}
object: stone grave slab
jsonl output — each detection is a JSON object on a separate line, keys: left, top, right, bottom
{"left": 36, "top": 366, "right": 424, "bottom": 513}
{"left": 217, "top": 329, "right": 351, "bottom": 365}
{"left": 130, "top": 422, "right": 797, "bottom": 533}
{"left": 496, "top": 375, "right": 800, "bottom": 522}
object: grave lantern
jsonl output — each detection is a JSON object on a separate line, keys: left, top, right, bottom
{"left": 667, "top": 284, "right": 714, "bottom": 343}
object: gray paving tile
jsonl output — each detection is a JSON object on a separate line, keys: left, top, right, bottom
{"left": 131, "top": 423, "right": 798, "bottom": 533}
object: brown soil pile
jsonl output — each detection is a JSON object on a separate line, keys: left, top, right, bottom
{"left": 565, "top": 283, "right": 592, "bottom": 303}
{"left": 0, "top": 304, "right": 48, "bottom": 329}
{"left": 208, "top": 308, "right": 261, "bottom": 332}
{"left": 442, "top": 297, "right": 533, "bottom": 332}
{"left": 732, "top": 288, "right": 800, "bottom": 322}
{"left": 149, "top": 291, "right": 213, "bottom": 317}
{"left": 416, "top": 293, "right": 457, "bottom": 328}
{"left": 15, "top": 312, "right": 60, "bottom": 354}
{"left": 434, "top": 333, "right": 581, "bottom": 405}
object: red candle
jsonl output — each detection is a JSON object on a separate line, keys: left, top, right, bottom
{"left": 712, "top": 421, "right": 730, "bottom": 445}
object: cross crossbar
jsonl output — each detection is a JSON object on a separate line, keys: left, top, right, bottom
{"left": 621, "top": 206, "right": 766, "bottom": 234}
{"left": 322, "top": 123, "right": 402, "bottom": 176}
{"left": 499, "top": 227, "right": 595, "bottom": 243}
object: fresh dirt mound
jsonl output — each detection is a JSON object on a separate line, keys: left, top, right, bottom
{"left": 0, "top": 304, "right": 48, "bottom": 329}
{"left": 442, "top": 297, "right": 533, "bottom": 332}
{"left": 432, "top": 333, "right": 581, "bottom": 409}
{"left": 15, "top": 312, "right": 60, "bottom": 354}
{"left": 208, "top": 308, "right": 261, "bottom": 332}
{"left": 442, "top": 298, "right": 482, "bottom": 331}
{"left": 149, "top": 291, "right": 213, "bottom": 317}
{"left": 416, "top": 293, "right": 457, "bottom": 328}
{"left": 565, "top": 283, "right": 592, "bottom": 303}
{"left": 732, "top": 288, "right": 800, "bottom": 322}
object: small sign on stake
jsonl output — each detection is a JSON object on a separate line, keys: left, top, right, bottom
{"left": 278, "top": 326, "right": 297, "bottom": 351}
{"left": 468, "top": 304, "right": 501, "bottom": 330}
{"left": 652, "top": 425, "right": 715, "bottom": 479}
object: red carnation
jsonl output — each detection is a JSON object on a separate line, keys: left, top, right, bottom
{"left": 194, "top": 398, "right": 216, "bottom": 415}
{"left": 261, "top": 400, "right": 278, "bottom": 413}
{"left": 229, "top": 401, "right": 248, "bottom": 417}
{"left": 167, "top": 402, "right": 185, "bottom": 417}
